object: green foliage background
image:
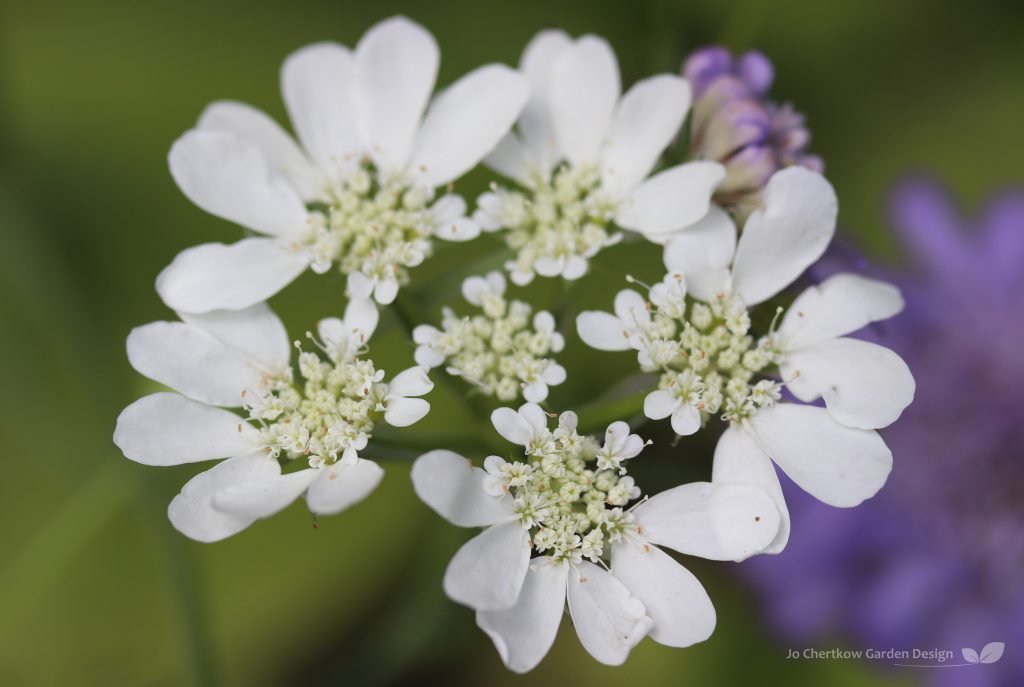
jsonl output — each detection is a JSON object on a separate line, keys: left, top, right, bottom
{"left": 0, "top": 0, "right": 1020, "bottom": 685}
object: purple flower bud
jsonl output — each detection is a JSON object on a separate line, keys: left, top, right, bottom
{"left": 683, "top": 45, "right": 821, "bottom": 220}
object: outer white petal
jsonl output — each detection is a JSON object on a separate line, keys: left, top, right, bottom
{"left": 179, "top": 302, "right": 291, "bottom": 375}
{"left": 281, "top": 42, "right": 361, "bottom": 180}
{"left": 342, "top": 296, "right": 380, "bottom": 343}
{"left": 384, "top": 397, "right": 430, "bottom": 427}
{"left": 167, "top": 453, "right": 281, "bottom": 542}
{"left": 778, "top": 273, "right": 905, "bottom": 349}
{"left": 566, "top": 561, "right": 652, "bottom": 666}
{"left": 305, "top": 458, "right": 383, "bottom": 515}
{"left": 576, "top": 312, "right": 632, "bottom": 351}
{"left": 711, "top": 425, "right": 790, "bottom": 554}
{"left": 731, "top": 167, "right": 838, "bottom": 306}
{"left": 644, "top": 389, "right": 680, "bottom": 420}
{"left": 476, "top": 557, "right": 568, "bottom": 674}
{"left": 541, "top": 363, "right": 566, "bottom": 385}
{"left": 748, "top": 404, "right": 893, "bottom": 507}
{"left": 114, "top": 393, "right": 258, "bottom": 466}
{"left": 443, "top": 520, "right": 532, "bottom": 611}
{"left": 613, "top": 289, "right": 650, "bottom": 326}
{"left": 601, "top": 75, "right": 691, "bottom": 198}
{"left": 127, "top": 321, "right": 265, "bottom": 406}
{"left": 411, "top": 449, "right": 513, "bottom": 527}
{"left": 518, "top": 29, "right": 572, "bottom": 172}
{"left": 410, "top": 65, "right": 529, "bottom": 187}
{"left": 168, "top": 129, "right": 308, "bottom": 237}
{"left": 662, "top": 206, "right": 737, "bottom": 301}
{"left": 491, "top": 407, "right": 534, "bottom": 446}
{"left": 615, "top": 162, "right": 725, "bottom": 236}
{"left": 548, "top": 35, "right": 620, "bottom": 166}
{"left": 212, "top": 468, "right": 318, "bottom": 519}
{"left": 388, "top": 366, "right": 434, "bottom": 398}
{"left": 522, "top": 380, "right": 548, "bottom": 403}
{"left": 633, "top": 481, "right": 781, "bottom": 561}
{"left": 353, "top": 16, "right": 438, "bottom": 172}
{"left": 483, "top": 133, "right": 532, "bottom": 185}
{"left": 612, "top": 541, "right": 715, "bottom": 647}
{"left": 198, "top": 101, "right": 322, "bottom": 199}
{"left": 373, "top": 277, "right": 399, "bottom": 305}
{"left": 414, "top": 345, "right": 446, "bottom": 368}
{"left": 518, "top": 403, "right": 548, "bottom": 435}
{"left": 670, "top": 404, "right": 702, "bottom": 436}
{"left": 156, "top": 238, "right": 307, "bottom": 314}
{"left": 781, "top": 338, "right": 914, "bottom": 430}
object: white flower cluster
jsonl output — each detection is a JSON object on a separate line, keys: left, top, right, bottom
{"left": 155, "top": 16, "right": 530, "bottom": 312}
{"left": 114, "top": 299, "right": 433, "bottom": 542}
{"left": 412, "top": 404, "right": 782, "bottom": 672}
{"left": 413, "top": 272, "right": 566, "bottom": 402}
{"left": 475, "top": 30, "right": 724, "bottom": 285}
{"left": 476, "top": 165, "right": 621, "bottom": 284}
{"left": 579, "top": 169, "right": 916, "bottom": 553}
{"left": 295, "top": 164, "right": 447, "bottom": 305}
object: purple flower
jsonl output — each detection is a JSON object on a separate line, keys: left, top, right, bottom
{"left": 683, "top": 46, "right": 823, "bottom": 220}
{"left": 743, "top": 177, "right": 1024, "bottom": 686}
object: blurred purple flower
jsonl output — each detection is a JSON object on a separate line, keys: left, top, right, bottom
{"left": 743, "top": 178, "right": 1024, "bottom": 686}
{"left": 683, "top": 46, "right": 823, "bottom": 220}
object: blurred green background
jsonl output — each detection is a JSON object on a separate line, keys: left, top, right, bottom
{"left": 1, "top": 0, "right": 1021, "bottom": 685}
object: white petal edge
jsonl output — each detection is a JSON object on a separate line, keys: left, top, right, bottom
{"left": 411, "top": 449, "right": 513, "bottom": 527}
{"left": 443, "top": 520, "right": 532, "bottom": 611}
{"left": 566, "top": 561, "right": 653, "bottom": 666}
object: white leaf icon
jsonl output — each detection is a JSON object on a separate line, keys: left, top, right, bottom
{"left": 962, "top": 648, "right": 980, "bottom": 664}
{"left": 979, "top": 642, "right": 1005, "bottom": 664}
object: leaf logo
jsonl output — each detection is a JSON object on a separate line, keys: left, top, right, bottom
{"left": 962, "top": 642, "right": 1005, "bottom": 665}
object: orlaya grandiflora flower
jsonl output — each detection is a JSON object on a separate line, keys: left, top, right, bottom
{"left": 473, "top": 29, "right": 725, "bottom": 285}
{"left": 412, "top": 271, "right": 566, "bottom": 403}
{"left": 411, "top": 403, "right": 781, "bottom": 672}
{"left": 157, "top": 15, "right": 529, "bottom": 312}
{"left": 577, "top": 167, "right": 915, "bottom": 552}
{"left": 113, "top": 298, "right": 433, "bottom": 542}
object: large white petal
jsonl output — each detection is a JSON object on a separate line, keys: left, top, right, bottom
{"left": 281, "top": 42, "right": 361, "bottom": 181}
{"left": 156, "top": 238, "right": 307, "bottom": 314}
{"left": 179, "top": 302, "right": 291, "bottom": 375}
{"left": 633, "top": 481, "right": 781, "bottom": 561}
{"left": 613, "top": 289, "right": 650, "bottom": 325}
{"left": 616, "top": 162, "right": 725, "bottom": 236}
{"left": 491, "top": 407, "right": 534, "bottom": 446}
{"left": 198, "top": 101, "right": 323, "bottom": 199}
{"left": 212, "top": 468, "right": 318, "bottom": 519}
{"left": 167, "top": 453, "right": 281, "bottom": 542}
{"left": 711, "top": 425, "right": 789, "bottom": 554}
{"left": 547, "top": 35, "right": 620, "bottom": 166}
{"left": 114, "top": 393, "right": 258, "bottom": 466}
{"left": 483, "top": 133, "right": 532, "bottom": 185}
{"left": 518, "top": 29, "right": 572, "bottom": 172}
{"left": 779, "top": 273, "right": 905, "bottom": 349}
{"left": 384, "top": 397, "right": 430, "bottom": 427}
{"left": 565, "top": 561, "right": 652, "bottom": 666}
{"left": 748, "top": 404, "right": 893, "bottom": 507}
{"left": 662, "top": 206, "right": 737, "bottom": 301}
{"left": 353, "top": 16, "right": 438, "bottom": 172}
{"left": 388, "top": 366, "right": 434, "bottom": 398}
{"left": 601, "top": 75, "right": 691, "bottom": 198}
{"left": 644, "top": 389, "right": 680, "bottom": 420}
{"left": 576, "top": 311, "right": 632, "bottom": 351}
{"left": 305, "top": 457, "right": 383, "bottom": 515}
{"left": 411, "top": 450, "right": 512, "bottom": 527}
{"left": 731, "top": 167, "right": 838, "bottom": 306}
{"left": 443, "top": 520, "right": 531, "bottom": 611}
{"left": 168, "top": 129, "right": 307, "bottom": 237}
{"left": 612, "top": 541, "right": 715, "bottom": 647}
{"left": 410, "top": 65, "right": 529, "bottom": 187}
{"left": 127, "top": 321, "right": 266, "bottom": 406}
{"left": 343, "top": 296, "right": 380, "bottom": 342}
{"left": 476, "top": 557, "right": 568, "bottom": 673}
{"left": 781, "top": 338, "right": 915, "bottom": 429}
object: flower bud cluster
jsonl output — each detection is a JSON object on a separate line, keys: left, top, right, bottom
{"left": 414, "top": 272, "right": 567, "bottom": 403}
{"left": 485, "top": 411, "right": 647, "bottom": 565}
{"left": 294, "top": 163, "right": 435, "bottom": 289}
{"left": 474, "top": 164, "right": 620, "bottom": 285}
{"left": 246, "top": 334, "right": 383, "bottom": 469}
{"left": 640, "top": 287, "right": 784, "bottom": 423}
